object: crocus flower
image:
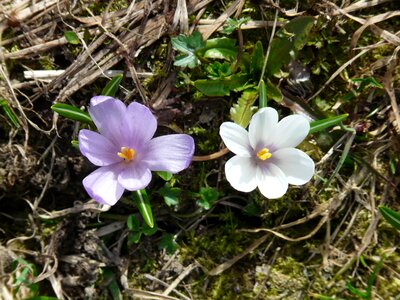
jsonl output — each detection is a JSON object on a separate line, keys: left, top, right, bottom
{"left": 79, "top": 96, "right": 195, "bottom": 205}
{"left": 219, "top": 107, "right": 314, "bottom": 199}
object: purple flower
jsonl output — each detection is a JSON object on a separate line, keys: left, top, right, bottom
{"left": 79, "top": 96, "right": 195, "bottom": 205}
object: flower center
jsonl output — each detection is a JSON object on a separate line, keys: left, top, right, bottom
{"left": 117, "top": 147, "right": 135, "bottom": 161}
{"left": 257, "top": 147, "right": 272, "bottom": 161}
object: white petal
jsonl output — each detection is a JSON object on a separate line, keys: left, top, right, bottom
{"left": 256, "top": 163, "right": 288, "bottom": 199}
{"left": 249, "top": 107, "right": 279, "bottom": 150}
{"left": 225, "top": 156, "right": 258, "bottom": 192}
{"left": 83, "top": 164, "right": 125, "bottom": 206}
{"left": 272, "top": 148, "right": 314, "bottom": 185}
{"left": 269, "top": 114, "right": 310, "bottom": 150}
{"left": 220, "top": 122, "right": 252, "bottom": 157}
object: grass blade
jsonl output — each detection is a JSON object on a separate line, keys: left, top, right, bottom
{"left": 309, "top": 114, "right": 348, "bottom": 134}
{"left": 0, "top": 98, "right": 20, "bottom": 128}
{"left": 379, "top": 206, "right": 400, "bottom": 231}
{"left": 101, "top": 74, "right": 123, "bottom": 97}
{"left": 259, "top": 80, "right": 267, "bottom": 108}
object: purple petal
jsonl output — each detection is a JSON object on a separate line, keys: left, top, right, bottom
{"left": 125, "top": 102, "right": 157, "bottom": 148}
{"left": 88, "top": 97, "right": 127, "bottom": 145}
{"left": 79, "top": 129, "right": 121, "bottom": 166}
{"left": 117, "top": 162, "right": 152, "bottom": 191}
{"left": 83, "top": 164, "right": 125, "bottom": 205}
{"left": 142, "top": 134, "right": 194, "bottom": 173}
{"left": 90, "top": 96, "right": 115, "bottom": 106}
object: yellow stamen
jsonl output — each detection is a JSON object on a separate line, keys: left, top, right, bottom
{"left": 257, "top": 148, "right": 272, "bottom": 161}
{"left": 117, "top": 147, "right": 135, "bottom": 161}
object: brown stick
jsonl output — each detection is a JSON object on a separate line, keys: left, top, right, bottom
{"left": 192, "top": 148, "right": 230, "bottom": 161}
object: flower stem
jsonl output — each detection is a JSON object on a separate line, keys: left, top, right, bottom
{"left": 192, "top": 148, "right": 230, "bottom": 161}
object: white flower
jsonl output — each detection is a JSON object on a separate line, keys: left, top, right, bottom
{"left": 219, "top": 107, "right": 314, "bottom": 199}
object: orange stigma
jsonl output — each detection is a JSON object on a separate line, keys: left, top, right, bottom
{"left": 117, "top": 147, "right": 135, "bottom": 161}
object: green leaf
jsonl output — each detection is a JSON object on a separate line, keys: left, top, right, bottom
{"left": 128, "top": 232, "right": 142, "bottom": 245}
{"left": 156, "top": 171, "right": 173, "bottom": 181}
{"left": 250, "top": 41, "right": 264, "bottom": 76}
{"left": 133, "top": 190, "right": 154, "bottom": 228}
{"left": 127, "top": 215, "right": 140, "bottom": 231}
{"left": 197, "top": 187, "right": 219, "bottom": 210}
{"left": 259, "top": 80, "right": 267, "bottom": 108}
{"left": 194, "top": 74, "right": 250, "bottom": 97}
{"left": 172, "top": 31, "right": 205, "bottom": 69}
{"left": 203, "top": 38, "right": 238, "bottom": 61}
{"left": 103, "top": 268, "right": 122, "bottom": 300}
{"left": 267, "top": 16, "right": 314, "bottom": 76}
{"left": 51, "top": 103, "right": 94, "bottom": 125}
{"left": 345, "top": 282, "right": 367, "bottom": 298}
{"left": 158, "top": 233, "right": 178, "bottom": 255}
{"left": 101, "top": 74, "right": 123, "bottom": 97}
{"left": 142, "top": 222, "right": 158, "bottom": 236}
{"left": 230, "top": 88, "right": 258, "bottom": 128}
{"left": 174, "top": 54, "right": 200, "bottom": 69}
{"left": 309, "top": 114, "right": 348, "bottom": 134}
{"left": 0, "top": 98, "right": 20, "bottom": 128}
{"left": 71, "top": 140, "right": 79, "bottom": 149}
{"left": 64, "top": 31, "right": 80, "bottom": 45}
{"left": 159, "top": 183, "right": 181, "bottom": 207}
{"left": 379, "top": 206, "right": 400, "bottom": 231}
{"left": 222, "top": 17, "right": 251, "bottom": 35}
{"left": 265, "top": 79, "right": 282, "bottom": 103}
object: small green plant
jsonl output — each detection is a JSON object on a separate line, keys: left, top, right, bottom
{"left": 126, "top": 214, "right": 158, "bottom": 246}
{"left": 345, "top": 256, "right": 385, "bottom": 300}
{"left": 172, "top": 16, "right": 315, "bottom": 127}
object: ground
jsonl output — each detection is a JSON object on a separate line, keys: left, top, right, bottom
{"left": 0, "top": 0, "right": 400, "bottom": 299}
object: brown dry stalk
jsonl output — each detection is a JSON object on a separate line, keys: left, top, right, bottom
{"left": 192, "top": 147, "right": 230, "bottom": 161}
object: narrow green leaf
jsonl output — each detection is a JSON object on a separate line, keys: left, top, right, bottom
{"left": 259, "top": 80, "right": 267, "bottom": 108}
{"left": 103, "top": 268, "right": 122, "bottom": 300}
{"left": 64, "top": 31, "right": 80, "bottom": 45}
{"left": 0, "top": 98, "right": 20, "bottom": 128}
{"left": 345, "top": 282, "right": 367, "bottom": 298}
{"left": 366, "top": 256, "right": 385, "bottom": 298}
{"left": 379, "top": 206, "right": 400, "bottom": 231}
{"left": 133, "top": 190, "right": 154, "bottom": 228}
{"left": 101, "top": 74, "right": 123, "bottom": 97}
{"left": 309, "top": 114, "right": 348, "bottom": 134}
{"left": 51, "top": 103, "right": 94, "bottom": 125}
